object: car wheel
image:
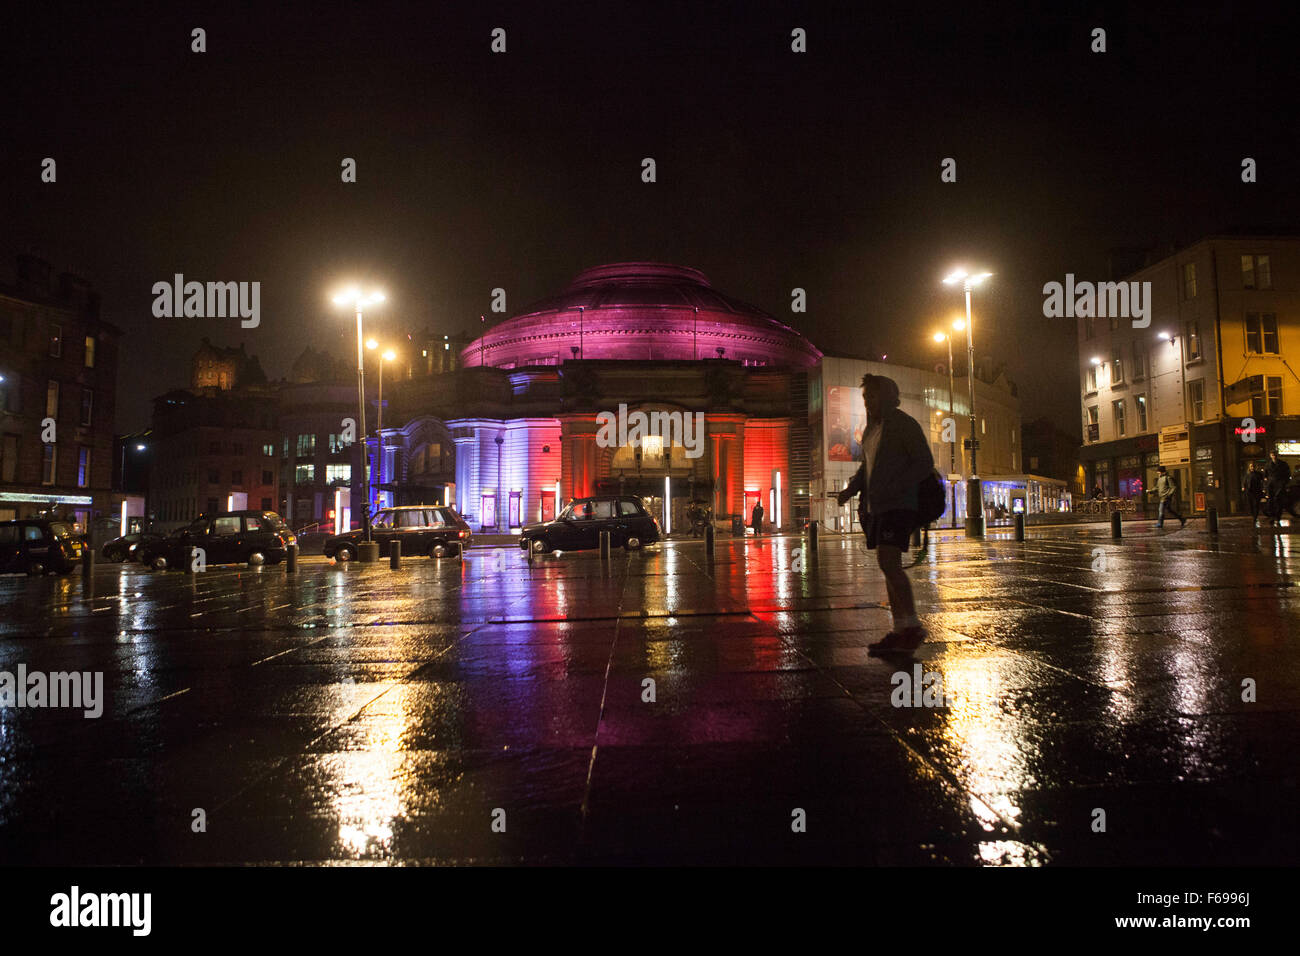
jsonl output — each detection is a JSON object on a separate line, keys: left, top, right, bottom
{"left": 247, "top": 551, "right": 266, "bottom": 566}
{"left": 336, "top": 545, "right": 355, "bottom": 563}
{"left": 531, "top": 538, "right": 549, "bottom": 554}
{"left": 26, "top": 560, "right": 46, "bottom": 576}
{"left": 624, "top": 536, "right": 642, "bottom": 551}
{"left": 150, "top": 555, "right": 168, "bottom": 571}
{"left": 431, "top": 543, "right": 450, "bottom": 558}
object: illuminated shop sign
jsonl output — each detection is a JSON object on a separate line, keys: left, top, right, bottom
{"left": 1276, "top": 441, "right": 1300, "bottom": 456}
{"left": 1234, "top": 426, "right": 1266, "bottom": 435}
{"left": 0, "top": 493, "right": 94, "bottom": 506}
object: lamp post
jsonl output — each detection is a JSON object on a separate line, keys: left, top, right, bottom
{"left": 943, "top": 269, "right": 993, "bottom": 537}
{"left": 1157, "top": 330, "right": 1194, "bottom": 511}
{"left": 333, "top": 287, "right": 385, "bottom": 552}
{"left": 367, "top": 341, "right": 397, "bottom": 504}
{"left": 933, "top": 328, "right": 959, "bottom": 528}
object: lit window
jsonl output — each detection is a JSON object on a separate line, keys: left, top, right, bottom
{"left": 1245, "top": 313, "right": 1279, "bottom": 354}
{"left": 84, "top": 335, "right": 95, "bottom": 367}
{"left": 1182, "top": 263, "right": 1197, "bottom": 299}
{"left": 46, "top": 381, "right": 60, "bottom": 418}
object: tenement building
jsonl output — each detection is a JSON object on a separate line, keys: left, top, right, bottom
{"left": 0, "top": 255, "right": 121, "bottom": 530}
{"left": 1077, "top": 235, "right": 1300, "bottom": 515}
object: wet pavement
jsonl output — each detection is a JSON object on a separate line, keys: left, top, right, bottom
{"left": 1, "top": 518, "right": 1297, "bottom": 866}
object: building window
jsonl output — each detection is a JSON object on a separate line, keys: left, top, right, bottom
{"left": 231, "top": 469, "right": 243, "bottom": 485}
{"left": 1241, "top": 254, "right": 1272, "bottom": 290}
{"left": 77, "top": 447, "right": 91, "bottom": 488}
{"left": 262, "top": 443, "right": 274, "bottom": 457}
{"left": 1, "top": 434, "right": 18, "bottom": 482}
{"left": 49, "top": 324, "right": 62, "bottom": 357}
{"left": 261, "top": 497, "right": 272, "bottom": 511}
{"left": 1245, "top": 312, "right": 1279, "bottom": 354}
{"left": 46, "top": 380, "right": 59, "bottom": 419}
{"left": 1135, "top": 394, "right": 1148, "bottom": 431}
{"left": 294, "top": 464, "right": 315, "bottom": 484}
{"left": 1187, "top": 380, "right": 1205, "bottom": 422}
{"left": 1185, "top": 321, "right": 1202, "bottom": 361}
{"left": 207, "top": 468, "right": 220, "bottom": 484}
{"left": 329, "top": 433, "right": 347, "bottom": 454}
{"left": 42, "top": 444, "right": 56, "bottom": 485}
{"left": 262, "top": 469, "right": 274, "bottom": 485}
{"left": 1251, "top": 376, "right": 1284, "bottom": 417}
{"left": 325, "top": 464, "right": 351, "bottom": 484}
{"left": 209, "top": 441, "right": 222, "bottom": 455}
{"left": 1112, "top": 399, "right": 1126, "bottom": 437}
{"left": 1086, "top": 405, "right": 1099, "bottom": 443}
{"left": 1111, "top": 350, "right": 1124, "bottom": 385}
{"left": 233, "top": 442, "right": 244, "bottom": 456}
{"left": 282, "top": 437, "right": 289, "bottom": 457}
{"left": 80, "top": 388, "right": 93, "bottom": 426}
{"left": 0, "top": 374, "right": 16, "bottom": 413}
{"left": 296, "top": 433, "right": 317, "bottom": 456}
{"left": 84, "top": 335, "right": 96, "bottom": 368}
{"left": 1182, "top": 263, "right": 1197, "bottom": 299}
{"left": 1131, "top": 340, "right": 1146, "bottom": 380}
{"left": 207, "top": 497, "right": 219, "bottom": 515}
{"left": 1085, "top": 364, "right": 1098, "bottom": 392}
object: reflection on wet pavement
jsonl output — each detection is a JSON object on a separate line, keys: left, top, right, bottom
{"left": 1, "top": 520, "right": 1297, "bottom": 865}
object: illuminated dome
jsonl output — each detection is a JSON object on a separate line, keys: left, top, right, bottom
{"left": 462, "top": 262, "right": 822, "bottom": 368}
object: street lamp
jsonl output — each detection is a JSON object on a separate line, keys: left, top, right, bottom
{"left": 943, "top": 268, "right": 993, "bottom": 537}
{"left": 332, "top": 286, "right": 385, "bottom": 551}
{"left": 366, "top": 341, "right": 398, "bottom": 504}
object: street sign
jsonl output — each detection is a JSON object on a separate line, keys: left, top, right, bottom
{"left": 1159, "top": 424, "right": 1191, "bottom": 465}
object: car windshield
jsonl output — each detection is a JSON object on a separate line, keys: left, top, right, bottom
{"left": 264, "top": 513, "right": 289, "bottom": 530}
{"left": 49, "top": 522, "right": 75, "bottom": 538}
{"left": 186, "top": 518, "right": 209, "bottom": 534}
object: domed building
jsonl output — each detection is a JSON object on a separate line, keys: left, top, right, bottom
{"left": 375, "top": 261, "right": 1028, "bottom": 535}
{"left": 381, "top": 263, "right": 822, "bottom": 533}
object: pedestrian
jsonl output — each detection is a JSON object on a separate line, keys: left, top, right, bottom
{"left": 1265, "top": 451, "right": 1292, "bottom": 524}
{"left": 836, "top": 373, "right": 936, "bottom": 653}
{"left": 1092, "top": 483, "right": 1103, "bottom": 500}
{"left": 750, "top": 499, "right": 764, "bottom": 539}
{"left": 1244, "top": 464, "right": 1265, "bottom": 527}
{"left": 1155, "top": 465, "right": 1186, "bottom": 529}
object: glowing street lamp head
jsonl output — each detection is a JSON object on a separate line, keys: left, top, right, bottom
{"left": 382, "top": 349, "right": 396, "bottom": 362}
{"left": 952, "top": 318, "right": 966, "bottom": 331}
{"left": 366, "top": 338, "right": 378, "bottom": 350}
{"left": 135, "top": 443, "right": 146, "bottom": 451}
{"left": 333, "top": 287, "right": 385, "bottom": 308}
{"left": 1158, "top": 331, "right": 1172, "bottom": 341}
{"left": 933, "top": 331, "right": 946, "bottom": 342}
{"left": 943, "top": 269, "right": 968, "bottom": 285}
{"left": 1090, "top": 356, "right": 1102, "bottom": 365}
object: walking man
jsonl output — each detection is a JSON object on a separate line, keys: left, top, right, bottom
{"left": 836, "top": 374, "right": 935, "bottom": 654}
{"left": 750, "top": 499, "right": 764, "bottom": 539}
{"left": 1155, "top": 465, "right": 1186, "bottom": 529}
{"left": 1244, "top": 464, "right": 1265, "bottom": 527}
{"left": 1265, "top": 451, "right": 1292, "bottom": 525}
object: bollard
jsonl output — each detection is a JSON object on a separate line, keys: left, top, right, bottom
{"left": 910, "top": 526, "right": 922, "bottom": 547}
{"left": 1111, "top": 510, "right": 1122, "bottom": 538}
{"left": 599, "top": 530, "right": 611, "bottom": 560}
{"left": 185, "top": 545, "right": 197, "bottom": 574}
{"left": 390, "top": 540, "right": 401, "bottom": 570}
{"left": 1014, "top": 513, "right": 1025, "bottom": 541}
{"left": 286, "top": 543, "right": 298, "bottom": 573}
{"left": 1207, "top": 507, "right": 1218, "bottom": 534}
{"left": 526, "top": 541, "right": 535, "bottom": 564}
{"left": 455, "top": 540, "right": 464, "bottom": 561}
{"left": 81, "top": 548, "right": 94, "bottom": 579}
{"left": 358, "top": 540, "right": 380, "bottom": 563}
{"left": 704, "top": 523, "right": 715, "bottom": 558}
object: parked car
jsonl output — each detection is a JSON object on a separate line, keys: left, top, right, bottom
{"left": 139, "top": 511, "right": 295, "bottom": 570}
{"left": 324, "top": 505, "right": 472, "bottom": 561}
{"left": 519, "top": 496, "right": 660, "bottom": 553}
{"left": 0, "top": 518, "right": 85, "bottom": 575}
{"left": 101, "top": 531, "right": 166, "bottom": 563}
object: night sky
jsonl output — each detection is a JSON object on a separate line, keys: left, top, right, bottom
{"left": 4, "top": 1, "right": 1298, "bottom": 434}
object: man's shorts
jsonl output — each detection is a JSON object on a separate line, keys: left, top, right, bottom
{"left": 861, "top": 509, "right": 920, "bottom": 550}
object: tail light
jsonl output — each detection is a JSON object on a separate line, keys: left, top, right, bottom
{"left": 458, "top": 529, "right": 470, "bottom": 539}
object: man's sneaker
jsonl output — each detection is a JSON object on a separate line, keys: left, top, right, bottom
{"left": 868, "top": 626, "right": 927, "bottom": 656}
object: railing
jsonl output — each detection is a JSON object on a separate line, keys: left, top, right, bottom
{"left": 1071, "top": 497, "right": 1139, "bottom": 515}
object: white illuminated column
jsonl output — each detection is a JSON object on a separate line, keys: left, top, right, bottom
{"left": 334, "top": 487, "right": 347, "bottom": 535}
{"left": 774, "top": 470, "right": 782, "bottom": 530}
{"left": 664, "top": 475, "right": 671, "bottom": 534}
{"left": 120, "top": 500, "right": 128, "bottom": 537}
{"left": 227, "top": 494, "right": 235, "bottom": 513}
{"left": 554, "top": 480, "right": 561, "bottom": 518}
